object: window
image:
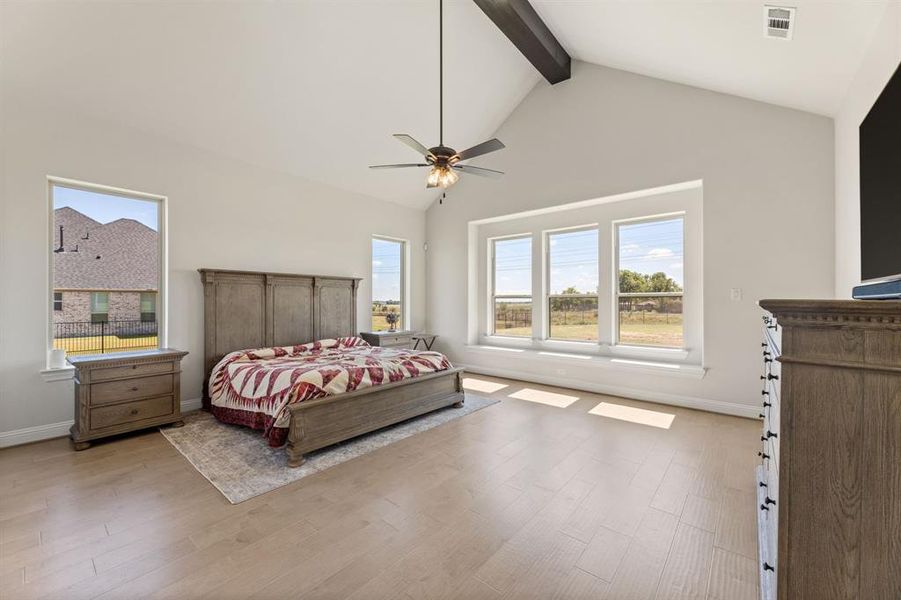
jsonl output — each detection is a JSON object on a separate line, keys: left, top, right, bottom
{"left": 615, "top": 216, "right": 684, "bottom": 348}
{"left": 50, "top": 179, "right": 164, "bottom": 359}
{"left": 90, "top": 292, "right": 109, "bottom": 323}
{"left": 547, "top": 228, "right": 598, "bottom": 341}
{"left": 371, "top": 237, "right": 406, "bottom": 332}
{"left": 140, "top": 292, "right": 156, "bottom": 322}
{"left": 491, "top": 236, "right": 532, "bottom": 337}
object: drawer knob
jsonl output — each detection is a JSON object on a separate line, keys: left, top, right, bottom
{"left": 764, "top": 496, "right": 776, "bottom": 506}
{"left": 759, "top": 481, "right": 768, "bottom": 488}
{"left": 760, "top": 373, "right": 779, "bottom": 381}
{"left": 761, "top": 390, "right": 769, "bottom": 396}
{"left": 132, "top": 365, "right": 137, "bottom": 369}
{"left": 758, "top": 452, "right": 770, "bottom": 459}
{"left": 763, "top": 358, "right": 773, "bottom": 364}
{"left": 763, "top": 562, "right": 775, "bottom": 572}
{"left": 761, "top": 342, "right": 768, "bottom": 348}
{"left": 130, "top": 386, "right": 139, "bottom": 392}
{"left": 760, "top": 503, "right": 770, "bottom": 511}
{"left": 764, "top": 430, "right": 778, "bottom": 439}
{"left": 763, "top": 401, "right": 771, "bottom": 408}
{"left": 759, "top": 413, "right": 765, "bottom": 419}
{"left": 130, "top": 408, "right": 139, "bottom": 415}
{"left": 762, "top": 350, "right": 771, "bottom": 358}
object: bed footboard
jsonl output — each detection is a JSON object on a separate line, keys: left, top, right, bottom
{"left": 284, "top": 367, "right": 464, "bottom": 467}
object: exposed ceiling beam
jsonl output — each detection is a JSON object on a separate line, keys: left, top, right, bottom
{"left": 473, "top": 0, "right": 570, "bottom": 84}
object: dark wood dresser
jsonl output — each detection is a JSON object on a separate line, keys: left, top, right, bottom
{"left": 359, "top": 330, "right": 414, "bottom": 349}
{"left": 757, "top": 299, "right": 901, "bottom": 600}
{"left": 68, "top": 348, "right": 188, "bottom": 450}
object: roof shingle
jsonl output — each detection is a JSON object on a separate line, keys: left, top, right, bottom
{"left": 53, "top": 207, "right": 159, "bottom": 290}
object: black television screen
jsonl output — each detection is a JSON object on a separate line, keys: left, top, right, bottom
{"left": 859, "top": 61, "right": 901, "bottom": 283}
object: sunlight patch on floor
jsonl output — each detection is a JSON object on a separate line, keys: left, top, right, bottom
{"left": 462, "top": 377, "right": 509, "bottom": 394}
{"left": 508, "top": 387, "right": 580, "bottom": 408}
{"left": 588, "top": 401, "right": 675, "bottom": 429}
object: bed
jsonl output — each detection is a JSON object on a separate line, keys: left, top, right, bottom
{"left": 199, "top": 268, "right": 464, "bottom": 467}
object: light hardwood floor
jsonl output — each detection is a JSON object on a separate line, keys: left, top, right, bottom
{"left": 0, "top": 375, "right": 761, "bottom": 600}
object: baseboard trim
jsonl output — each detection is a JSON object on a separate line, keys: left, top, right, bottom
{"left": 0, "top": 397, "right": 206, "bottom": 449}
{"left": 181, "top": 397, "right": 203, "bottom": 412}
{"left": 457, "top": 362, "right": 761, "bottom": 420}
{"left": 0, "top": 420, "right": 74, "bottom": 448}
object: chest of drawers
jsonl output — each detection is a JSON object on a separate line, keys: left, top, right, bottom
{"left": 359, "top": 331, "right": 414, "bottom": 349}
{"left": 68, "top": 348, "right": 188, "bottom": 450}
{"left": 757, "top": 299, "right": 901, "bottom": 600}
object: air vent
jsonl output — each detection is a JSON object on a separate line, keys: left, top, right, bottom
{"left": 764, "top": 5, "right": 795, "bottom": 40}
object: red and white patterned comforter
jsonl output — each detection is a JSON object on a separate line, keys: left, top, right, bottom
{"left": 208, "top": 337, "right": 453, "bottom": 446}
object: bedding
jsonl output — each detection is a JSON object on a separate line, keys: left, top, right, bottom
{"left": 208, "top": 336, "right": 453, "bottom": 446}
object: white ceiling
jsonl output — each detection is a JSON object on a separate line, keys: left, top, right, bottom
{"left": 0, "top": 1, "right": 539, "bottom": 209}
{"left": 533, "top": 0, "right": 890, "bottom": 117}
{"left": 1, "top": 1, "right": 891, "bottom": 209}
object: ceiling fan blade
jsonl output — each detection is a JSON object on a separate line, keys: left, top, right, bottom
{"left": 393, "top": 134, "right": 435, "bottom": 158}
{"left": 453, "top": 138, "right": 505, "bottom": 161}
{"left": 369, "top": 163, "right": 430, "bottom": 169}
{"left": 453, "top": 164, "right": 504, "bottom": 178}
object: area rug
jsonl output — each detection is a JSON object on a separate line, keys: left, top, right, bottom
{"left": 160, "top": 394, "right": 498, "bottom": 504}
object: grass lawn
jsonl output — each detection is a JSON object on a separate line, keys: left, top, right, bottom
{"left": 493, "top": 312, "right": 683, "bottom": 347}
{"left": 370, "top": 314, "right": 404, "bottom": 332}
{"left": 54, "top": 335, "right": 159, "bottom": 356}
{"left": 618, "top": 321, "right": 683, "bottom": 347}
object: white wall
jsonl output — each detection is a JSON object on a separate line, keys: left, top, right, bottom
{"left": 834, "top": 3, "right": 901, "bottom": 298}
{"left": 0, "top": 94, "right": 426, "bottom": 441}
{"left": 426, "top": 61, "right": 835, "bottom": 416}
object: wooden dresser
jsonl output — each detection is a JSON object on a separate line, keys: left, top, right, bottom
{"left": 757, "top": 299, "right": 901, "bottom": 600}
{"left": 69, "top": 348, "right": 188, "bottom": 450}
{"left": 359, "top": 330, "right": 414, "bottom": 349}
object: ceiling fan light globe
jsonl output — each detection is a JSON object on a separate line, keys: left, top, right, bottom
{"left": 427, "top": 166, "right": 441, "bottom": 187}
{"left": 428, "top": 165, "right": 458, "bottom": 189}
{"left": 440, "top": 167, "right": 460, "bottom": 188}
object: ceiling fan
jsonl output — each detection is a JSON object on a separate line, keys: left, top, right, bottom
{"left": 369, "top": 0, "right": 505, "bottom": 194}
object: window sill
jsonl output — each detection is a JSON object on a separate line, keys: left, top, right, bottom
{"left": 40, "top": 366, "right": 75, "bottom": 382}
{"left": 466, "top": 342, "right": 705, "bottom": 379}
{"left": 608, "top": 344, "right": 690, "bottom": 362}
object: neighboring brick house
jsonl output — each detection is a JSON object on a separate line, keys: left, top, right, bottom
{"left": 53, "top": 207, "right": 159, "bottom": 333}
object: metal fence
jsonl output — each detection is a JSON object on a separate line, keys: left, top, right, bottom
{"left": 54, "top": 320, "right": 158, "bottom": 355}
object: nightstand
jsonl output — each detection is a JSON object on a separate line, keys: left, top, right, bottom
{"left": 68, "top": 348, "right": 188, "bottom": 450}
{"left": 359, "top": 331, "right": 414, "bottom": 349}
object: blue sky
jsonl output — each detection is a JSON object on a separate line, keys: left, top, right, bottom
{"left": 54, "top": 186, "right": 159, "bottom": 231}
{"left": 372, "top": 238, "right": 402, "bottom": 302}
{"left": 618, "top": 217, "right": 684, "bottom": 287}
{"left": 495, "top": 217, "right": 684, "bottom": 294}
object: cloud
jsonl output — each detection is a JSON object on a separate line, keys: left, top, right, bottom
{"left": 621, "top": 243, "right": 640, "bottom": 254}
{"left": 670, "top": 262, "right": 683, "bottom": 270}
{"left": 646, "top": 248, "right": 674, "bottom": 258}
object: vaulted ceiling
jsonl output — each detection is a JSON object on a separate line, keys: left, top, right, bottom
{"left": 1, "top": 1, "right": 540, "bottom": 209}
{"left": 533, "top": 0, "right": 889, "bottom": 116}
{"left": 1, "top": 1, "right": 891, "bottom": 209}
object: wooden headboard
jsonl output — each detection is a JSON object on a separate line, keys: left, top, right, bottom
{"left": 198, "top": 268, "right": 361, "bottom": 391}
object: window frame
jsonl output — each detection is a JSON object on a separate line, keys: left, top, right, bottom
{"left": 544, "top": 225, "right": 600, "bottom": 343}
{"left": 370, "top": 235, "right": 409, "bottom": 332}
{"left": 612, "top": 213, "right": 686, "bottom": 350}
{"left": 472, "top": 182, "right": 702, "bottom": 368}
{"left": 53, "top": 292, "right": 63, "bottom": 312}
{"left": 47, "top": 177, "right": 167, "bottom": 369}
{"left": 489, "top": 234, "right": 533, "bottom": 338}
